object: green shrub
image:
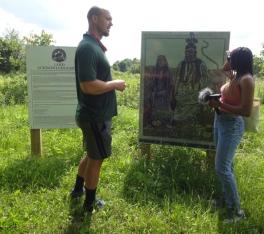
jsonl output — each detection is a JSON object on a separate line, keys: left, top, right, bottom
{"left": 113, "top": 70, "right": 140, "bottom": 109}
{"left": 0, "top": 73, "right": 27, "bottom": 105}
{"left": 255, "top": 79, "right": 264, "bottom": 104}
{"left": 0, "top": 71, "right": 262, "bottom": 108}
{"left": 0, "top": 71, "right": 140, "bottom": 107}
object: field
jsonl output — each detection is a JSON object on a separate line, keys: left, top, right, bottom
{"left": 0, "top": 72, "right": 263, "bottom": 233}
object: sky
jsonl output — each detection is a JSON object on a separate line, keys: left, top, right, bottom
{"left": 0, "top": 0, "right": 263, "bottom": 64}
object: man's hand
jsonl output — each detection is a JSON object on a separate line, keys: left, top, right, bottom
{"left": 113, "top": 79, "right": 126, "bottom": 92}
{"left": 80, "top": 79, "right": 126, "bottom": 95}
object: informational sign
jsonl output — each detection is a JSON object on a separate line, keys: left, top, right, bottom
{"left": 139, "top": 31, "right": 230, "bottom": 149}
{"left": 26, "top": 46, "right": 77, "bottom": 129}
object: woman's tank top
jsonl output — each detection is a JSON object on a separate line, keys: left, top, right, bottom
{"left": 220, "top": 79, "right": 241, "bottom": 113}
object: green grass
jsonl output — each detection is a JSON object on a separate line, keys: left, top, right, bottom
{"left": 0, "top": 104, "right": 263, "bottom": 234}
{"left": 255, "top": 79, "right": 264, "bottom": 104}
{"left": 0, "top": 73, "right": 263, "bottom": 233}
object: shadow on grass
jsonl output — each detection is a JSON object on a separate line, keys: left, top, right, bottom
{"left": 216, "top": 210, "right": 264, "bottom": 234}
{"left": 122, "top": 145, "right": 264, "bottom": 233}
{"left": 123, "top": 146, "right": 218, "bottom": 205}
{"left": 65, "top": 198, "right": 92, "bottom": 234}
{"left": 0, "top": 152, "right": 83, "bottom": 192}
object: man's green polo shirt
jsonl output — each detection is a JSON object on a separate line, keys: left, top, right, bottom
{"left": 75, "top": 34, "right": 117, "bottom": 122}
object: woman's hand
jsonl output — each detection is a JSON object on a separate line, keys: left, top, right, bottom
{"left": 222, "top": 60, "right": 235, "bottom": 79}
{"left": 209, "top": 99, "right": 221, "bottom": 108}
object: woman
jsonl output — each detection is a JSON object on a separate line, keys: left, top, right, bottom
{"left": 209, "top": 47, "right": 254, "bottom": 223}
{"left": 149, "top": 55, "right": 173, "bottom": 127}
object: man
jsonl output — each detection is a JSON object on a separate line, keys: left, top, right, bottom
{"left": 70, "top": 6, "right": 126, "bottom": 214}
{"left": 170, "top": 32, "right": 208, "bottom": 121}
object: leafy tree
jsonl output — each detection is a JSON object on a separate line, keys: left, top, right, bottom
{"left": 0, "top": 29, "right": 55, "bottom": 74}
{"left": 253, "top": 56, "right": 262, "bottom": 75}
{"left": 112, "top": 58, "right": 140, "bottom": 74}
{"left": 131, "top": 58, "right": 140, "bottom": 74}
{"left": 253, "top": 55, "right": 264, "bottom": 79}
{"left": 112, "top": 62, "right": 119, "bottom": 71}
{"left": 0, "top": 29, "right": 25, "bottom": 73}
{"left": 118, "top": 60, "right": 128, "bottom": 72}
{"left": 23, "top": 30, "right": 55, "bottom": 46}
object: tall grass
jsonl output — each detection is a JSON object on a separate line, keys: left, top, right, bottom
{"left": 0, "top": 105, "right": 264, "bottom": 233}
{"left": 255, "top": 79, "right": 264, "bottom": 103}
{"left": 114, "top": 70, "right": 140, "bottom": 109}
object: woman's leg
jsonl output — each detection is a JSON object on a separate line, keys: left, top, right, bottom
{"left": 215, "top": 116, "right": 244, "bottom": 210}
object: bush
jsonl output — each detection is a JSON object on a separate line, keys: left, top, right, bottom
{"left": 113, "top": 70, "right": 140, "bottom": 109}
{"left": 255, "top": 79, "right": 264, "bottom": 104}
{"left": 0, "top": 71, "right": 262, "bottom": 108}
{"left": 0, "top": 71, "right": 140, "bottom": 108}
{"left": 0, "top": 73, "right": 27, "bottom": 105}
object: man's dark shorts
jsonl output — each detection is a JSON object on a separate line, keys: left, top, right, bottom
{"left": 76, "top": 120, "right": 112, "bottom": 160}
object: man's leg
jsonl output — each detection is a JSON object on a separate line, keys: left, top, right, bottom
{"left": 70, "top": 156, "right": 88, "bottom": 198}
{"left": 74, "top": 120, "right": 112, "bottom": 212}
{"left": 78, "top": 156, "right": 89, "bottom": 177}
{"left": 83, "top": 157, "right": 104, "bottom": 212}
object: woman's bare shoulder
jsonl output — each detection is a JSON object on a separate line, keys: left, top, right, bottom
{"left": 240, "top": 73, "right": 254, "bottom": 81}
{"left": 239, "top": 74, "right": 255, "bottom": 88}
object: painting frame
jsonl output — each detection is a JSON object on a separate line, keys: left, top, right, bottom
{"left": 139, "top": 31, "right": 230, "bottom": 149}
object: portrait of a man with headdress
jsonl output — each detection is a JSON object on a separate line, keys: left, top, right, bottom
{"left": 170, "top": 32, "right": 208, "bottom": 122}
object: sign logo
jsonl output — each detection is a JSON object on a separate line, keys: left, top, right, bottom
{"left": 52, "top": 48, "right": 66, "bottom": 62}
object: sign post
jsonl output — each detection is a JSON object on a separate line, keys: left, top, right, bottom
{"left": 30, "top": 129, "right": 42, "bottom": 156}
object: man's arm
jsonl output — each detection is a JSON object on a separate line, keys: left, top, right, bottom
{"left": 80, "top": 79, "right": 126, "bottom": 95}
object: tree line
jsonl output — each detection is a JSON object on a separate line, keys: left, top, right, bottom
{"left": 1, "top": 29, "right": 264, "bottom": 77}
{"left": 0, "top": 29, "right": 55, "bottom": 73}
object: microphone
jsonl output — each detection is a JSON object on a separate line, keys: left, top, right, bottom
{"left": 198, "top": 87, "right": 221, "bottom": 114}
{"left": 198, "top": 87, "right": 213, "bottom": 104}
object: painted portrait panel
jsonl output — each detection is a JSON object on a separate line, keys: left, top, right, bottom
{"left": 139, "top": 31, "right": 230, "bottom": 149}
